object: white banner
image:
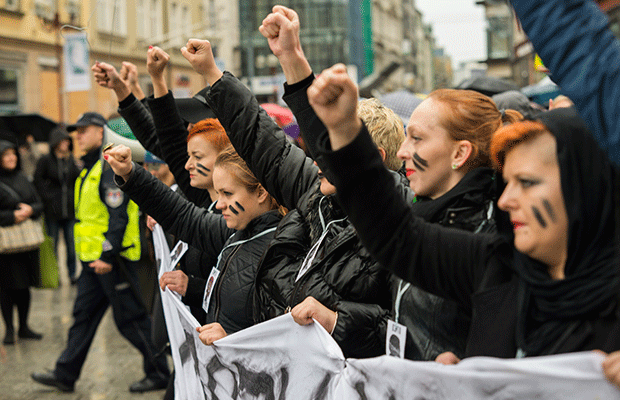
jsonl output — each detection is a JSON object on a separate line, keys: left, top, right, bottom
{"left": 167, "top": 308, "right": 620, "bottom": 400}
{"left": 63, "top": 32, "right": 91, "bottom": 92}
{"left": 152, "top": 224, "right": 204, "bottom": 400}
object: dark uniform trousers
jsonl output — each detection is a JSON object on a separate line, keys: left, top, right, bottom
{"left": 54, "top": 258, "right": 169, "bottom": 384}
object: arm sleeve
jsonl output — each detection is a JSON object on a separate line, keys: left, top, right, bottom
{"left": 115, "top": 162, "right": 232, "bottom": 260}
{"left": 206, "top": 72, "right": 319, "bottom": 210}
{"left": 148, "top": 91, "right": 212, "bottom": 206}
{"left": 332, "top": 301, "right": 390, "bottom": 358}
{"left": 184, "top": 276, "right": 207, "bottom": 308}
{"left": 32, "top": 158, "right": 51, "bottom": 202}
{"left": 510, "top": 0, "right": 620, "bottom": 164}
{"left": 317, "top": 125, "right": 502, "bottom": 309}
{"left": 282, "top": 73, "right": 327, "bottom": 162}
{"left": 99, "top": 167, "right": 131, "bottom": 264}
{"left": 117, "top": 93, "right": 163, "bottom": 158}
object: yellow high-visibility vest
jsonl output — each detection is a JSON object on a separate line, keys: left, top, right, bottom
{"left": 74, "top": 160, "right": 140, "bottom": 261}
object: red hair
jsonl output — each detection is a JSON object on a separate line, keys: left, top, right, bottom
{"left": 186, "top": 118, "right": 230, "bottom": 152}
{"left": 428, "top": 89, "right": 522, "bottom": 171}
{"left": 490, "top": 120, "right": 549, "bottom": 170}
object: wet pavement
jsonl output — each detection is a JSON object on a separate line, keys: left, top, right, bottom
{"left": 0, "top": 242, "right": 168, "bottom": 400}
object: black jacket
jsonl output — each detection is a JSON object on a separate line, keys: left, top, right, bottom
{"left": 116, "top": 163, "right": 282, "bottom": 334}
{"left": 282, "top": 73, "right": 500, "bottom": 361}
{"left": 317, "top": 118, "right": 620, "bottom": 358}
{"left": 205, "top": 72, "right": 414, "bottom": 358}
{"left": 33, "top": 129, "right": 80, "bottom": 220}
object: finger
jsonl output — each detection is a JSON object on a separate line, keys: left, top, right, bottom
{"left": 274, "top": 5, "right": 298, "bottom": 22}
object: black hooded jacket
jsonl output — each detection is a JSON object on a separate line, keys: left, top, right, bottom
{"left": 33, "top": 128, "right": 80, "bottom": 220}
{"left": 204, "top": 72, "right": 415, "bottom": 358}
{"left": 316, "top": 107, "right": 620, "bottom": 358}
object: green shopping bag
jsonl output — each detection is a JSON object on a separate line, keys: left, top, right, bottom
{"left": 38, "top": 229, "right": 59, "bottom": 289}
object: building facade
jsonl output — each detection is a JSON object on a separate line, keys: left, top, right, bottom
{"left": 0, "top": 0, "right": 238, "bottom": 124}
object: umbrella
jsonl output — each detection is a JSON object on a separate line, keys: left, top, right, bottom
{"left": 0, "top": 113, "right": 58, "bottom": 144}
{"left": 454, "top": 76, "right": 520, "bottom": 97}
{"left": 260, "top": 103, "right": 300, "bottom": 139}
{"left": 378, "top": 90, "right": 425, "bottom": 124}
{"left": 260, "top": 103, "right": 295, "bottom": 127}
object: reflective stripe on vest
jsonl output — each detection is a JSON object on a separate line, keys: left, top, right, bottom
{"left": 74, "top": 160, "right": 141, "bottom": 261}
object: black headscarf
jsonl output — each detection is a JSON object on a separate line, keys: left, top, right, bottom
{"left": 514, "top": 107, "right": 620, "bottom": 356}
{"left": 0, "top": 139, "right": 20, "bottom": 176}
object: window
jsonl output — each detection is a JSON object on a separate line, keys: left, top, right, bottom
{"left": 137, "top": 0, "right": 146, "bottom": 38}
{"left": 150, "top": 0, "right": 162, "bottom": 38}
{"left": 0, "top": 67, "right": 21, "bottom": 113}
{"left": 97, "top": 0, "right": 127, "bottom": 36}
{"left": 182, "top": 5, "right": 190, "bottom": 37}
{"left": 487, "top": 16, "right": 511, "bottom": 59}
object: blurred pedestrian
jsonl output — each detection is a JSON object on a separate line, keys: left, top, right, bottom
{"left": 0, "top": 139, "right": 44, "bottom": 345}
{"left": 33, "top": 127, "right": 80, "bottom": 284}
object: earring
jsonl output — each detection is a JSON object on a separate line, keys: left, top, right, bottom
{"left": 452, "top": 164, "right": 458, "bottom": 170}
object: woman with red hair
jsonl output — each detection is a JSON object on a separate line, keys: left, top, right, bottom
{"left": 306, "top": 64, "right": 620, "bottom": 387}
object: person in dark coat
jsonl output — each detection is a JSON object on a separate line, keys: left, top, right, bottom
{"left": 33, "top": 127, "right": 80, "bottom": 283}
{"left": 304, "top": 65, "right": 620, "bottom": 385}
{"left": 0, "top": 140, "right": 44, "bottom": 345}
{"left": 105, "top": 143, "right": 285, "bottom": 339}
{"left": 181, "top": 39, "right": 410, "bottom": 359}
{"left": 258, "top": 5, "right": 525, "bottom": 361}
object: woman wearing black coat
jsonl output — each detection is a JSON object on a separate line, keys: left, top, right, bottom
{"left": 306, "top": 65, "right": 620, "bottom": 383}
{"left": 0, "top": 140, "right": 44, "bottom": 344}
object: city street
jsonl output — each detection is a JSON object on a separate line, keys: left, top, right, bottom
{"left": 0, "top": 246, "right": 168, "bottom": 400}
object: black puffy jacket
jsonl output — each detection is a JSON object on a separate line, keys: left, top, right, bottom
{"left": 205, "top": 72, "right": 415, "bottom": 358}
{"left": 282, "top": 74, "right": 500, "bottom": 361}
{"left": 116, "top": 164, "right": 282, "bottom": 334}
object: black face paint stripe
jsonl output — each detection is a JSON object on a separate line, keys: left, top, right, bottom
{"left": 195, "top": 168, "right": 208, "bottom": 177}
{"left": 413, "top": 153, "right": 429, "bottom": 168}
{"left": 412, "top": 158, "right": 426, "bottom": 172}
{"left": 196, "top": 163, "right": 211, "bottom": 172}
{"left": 228, "top": 205, "right": 239, "bottom": 215}
{"left": 532, "top": 206, "right": 547, "bottom": 228}
{"left": 542, "top": 199, "right": 557, "bottom": 223}
{"left": 235, "top": 201, "right": 245, "bottom": 212}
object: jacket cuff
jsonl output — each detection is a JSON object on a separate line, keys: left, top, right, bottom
{"left": 283, "top": 73, "right": 314, "bottom": 97}
{"left": 114, "top": 162, "right": 139, "bottom": 188}
{"left": 118, "top": 93, "right": 137, "bottom": 110}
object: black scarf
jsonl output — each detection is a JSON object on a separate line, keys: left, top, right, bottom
{"left": 410, "top": 167, "right": 498, "bottom": 223}
{"left": 514, "top": 107, "right": 620, "bottom": 356}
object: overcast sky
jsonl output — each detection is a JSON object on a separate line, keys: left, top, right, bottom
{"left": 415, "top": 0, "right": 487, "bottom": 67}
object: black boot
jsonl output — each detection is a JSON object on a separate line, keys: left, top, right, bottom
{"left": 3, "top": 329, "right": 15, "bottom": 345}
{"left": 18, "top": 327, "right": 43, "bottom": 340}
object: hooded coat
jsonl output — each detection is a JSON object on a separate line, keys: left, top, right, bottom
{"left": 0, "top": 140, "right": 44, "bottom": 289}
{"left": 33, "top": 128, "right": 80, "bottom": 221}
{"left": 204, "top": 72, "right": 415, "bottom": 358}
{"left": 317, "top": 107, "right": 620, "bottom": 358}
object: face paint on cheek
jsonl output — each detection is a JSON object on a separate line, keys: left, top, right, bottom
{"left": 532, "top": 206, "right": 547, "bottom": 228}
{"left": 542, "top": 199, "right": 557, "bottom": 223}
{"left": 228, "top": 205, "right": 239, "bottom": 215}
{"left": 234, "top": 201, "right": 246, "bottom": 212}
{"left": 412, "top": 153, "right": 428, "bottom": 172}
{"left": 196, "top": 163, "right": 210, "bottom": 177}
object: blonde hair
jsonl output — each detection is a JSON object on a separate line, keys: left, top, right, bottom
{"left": 357, "top": 98, "right": 405, "bottom": 171}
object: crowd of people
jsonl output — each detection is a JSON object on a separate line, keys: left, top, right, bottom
{"left": 0, "top": 0, "right": 618, "bottom": 396}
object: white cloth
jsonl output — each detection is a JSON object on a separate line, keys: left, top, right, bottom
{"left": 165, "top": 304, "right": 619, "bottom": 400}
{"left": 152, "top": 223, "right": 204, "bottom": 400}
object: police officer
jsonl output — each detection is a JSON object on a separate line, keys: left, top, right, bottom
{"left": 31, "top": 112, "right": 170, "bottom": 393}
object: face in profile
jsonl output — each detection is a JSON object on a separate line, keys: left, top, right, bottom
{"left": 185, "top": 135, "right": 220, "bottom": 189}
{"left": 1, "top": 148, "right": 17, "bottom": 171}
{"left": 75, "top": 125, "right": 103, "bottom": 153}
{"left": 213, "top": 167, "right": 268, "bottom": 230}
{"left": 145, "top": 162, "right": 171, "bottom": 182}
{"left": 399, "top": 98, "right": 461, "bottom": 199}
{"left": 497, "top": 132, "right": 569, "bottom": 278}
